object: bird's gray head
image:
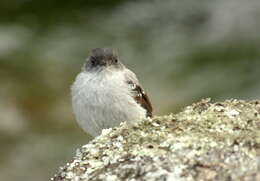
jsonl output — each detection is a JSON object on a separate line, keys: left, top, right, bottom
{"left": 84, "top": 48, "right": 124, "bottom": 72}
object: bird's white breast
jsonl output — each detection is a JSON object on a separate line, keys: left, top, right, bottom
{"left": 71, "top": 70, "right": 146, "bottom": 137}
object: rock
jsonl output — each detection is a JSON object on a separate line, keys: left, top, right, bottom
{"left": 52, "top": 99, "right": 260, "bottom": 181}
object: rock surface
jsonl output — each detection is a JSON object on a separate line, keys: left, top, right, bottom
{"left": 52, "top": 99, "right": 260, "bottom": 181}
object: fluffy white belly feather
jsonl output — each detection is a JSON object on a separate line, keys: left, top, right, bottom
{"left": 71, "top": 70, "right": 146, "bottom": 136}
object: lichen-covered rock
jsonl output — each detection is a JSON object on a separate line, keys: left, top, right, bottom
{"left": 52, "top": 99, "right": 260, "bottom": 181}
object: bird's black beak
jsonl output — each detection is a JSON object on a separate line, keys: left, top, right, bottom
{"left": 98, "top": 60, "right": 107, "bottom": 66}
{"left": 90, "top": 56, "right": 107, "bottom": 67}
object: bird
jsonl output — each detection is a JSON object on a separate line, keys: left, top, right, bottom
{"left": 71, "top": 48, "right": 152, "bottom": 137}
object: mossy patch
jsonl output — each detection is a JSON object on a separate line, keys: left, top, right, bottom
{"left": 52, "top": 99, "right": 260, "bottom": 181}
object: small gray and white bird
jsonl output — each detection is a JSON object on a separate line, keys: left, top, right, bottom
{"left": 71, "top": 48, "right": 152, "bottom": 137}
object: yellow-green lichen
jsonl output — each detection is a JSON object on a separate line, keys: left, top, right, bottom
{"left": 52, "top": 99, "right": 260, "bottom": 181}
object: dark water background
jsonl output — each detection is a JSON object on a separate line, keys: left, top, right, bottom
{"left": 0, "top": 0, "right": 260, "bottom": 180}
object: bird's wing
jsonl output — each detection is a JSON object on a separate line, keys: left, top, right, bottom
{"left": 124, "top": 69, "right": 153, "bottom": 117}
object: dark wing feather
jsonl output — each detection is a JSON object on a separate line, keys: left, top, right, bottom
{"left": 127, "top": 80, "right": 153, "bottom": 117}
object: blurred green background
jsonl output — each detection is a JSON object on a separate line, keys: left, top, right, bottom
{"left": 0, "top": 0, "right": 260, "bottom": 180}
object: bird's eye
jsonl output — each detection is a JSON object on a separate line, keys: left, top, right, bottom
{"left": 114, "top": 59, "right": 118, "bottom": 63}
